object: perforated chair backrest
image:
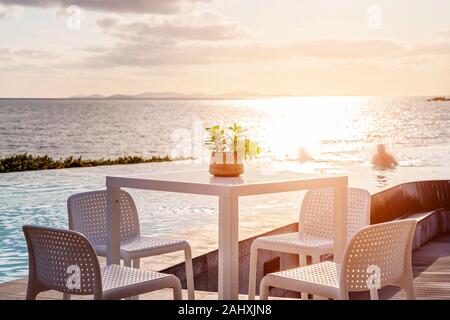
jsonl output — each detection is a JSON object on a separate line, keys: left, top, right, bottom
{"left": 346, "top": 188, "right": 371, "bottom": 238}
{"left": 23, "top": 225, "right": 102, "bottom": 297}
{"left": 340, "top": 219, "right": 417, "bottom": 292}
{"left": 67, "top": 190, "right": 140, "bottom": 246}
{"left": 299, "top": 187, "right": 371, "bottom": 239}
{"left": 299, "top": 187, "right": 334, "bottom": 239}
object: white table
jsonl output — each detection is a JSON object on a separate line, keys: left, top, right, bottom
{"left": 105, "top": 169, "right": 347, "bottom": 300}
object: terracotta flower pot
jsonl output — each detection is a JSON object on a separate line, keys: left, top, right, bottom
{"left": 209, "top": 151, "right": 244, "bottom": 177}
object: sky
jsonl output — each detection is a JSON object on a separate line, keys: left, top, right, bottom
{"left": 0, "top": 0, "right": 449, "bottom": 97}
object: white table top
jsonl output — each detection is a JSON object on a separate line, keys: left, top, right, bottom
{"left": 106, "top": 168, "right": 347, "bottom": 197}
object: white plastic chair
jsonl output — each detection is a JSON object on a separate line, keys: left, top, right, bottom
{"left": 248, "top": 187, "right": 370, "bottom": 300}
{"left": 259, "top": 219, "right": 417, "bottom": 300}
{"left": 67, "top": 190, "right": 195, "bottom": 300}
{"left": 23, "top": 225, "right": 183, "bottom": 300}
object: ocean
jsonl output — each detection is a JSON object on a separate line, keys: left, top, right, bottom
{"left": 1, "top": 96, "right": 450, "bottom": 283}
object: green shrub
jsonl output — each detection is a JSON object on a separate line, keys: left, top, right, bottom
{"left": 0, "top": 153, "right": 174, "bottom": 173}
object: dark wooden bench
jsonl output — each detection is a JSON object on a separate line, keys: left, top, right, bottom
{"left": 371, "top": 180, "right": 450, "bottom": 250}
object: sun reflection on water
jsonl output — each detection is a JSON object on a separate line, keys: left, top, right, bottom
{"left": 239, "top": 96, "right": 377, "bottom": 162}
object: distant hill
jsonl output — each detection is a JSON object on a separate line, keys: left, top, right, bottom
{"left": 134, "top": 91, "right": 191, "bottom": 99}
{"left": 69, "top": 91, "right": 276, "bottom": 99}
{"left": 69, "top": 94, "right": 107, "bottom": 99}
{"left": 106, "top": 94, "right": 134, "bottom": 99}
{"left": 427, "top": 96, "right": 450, "bottom": 102}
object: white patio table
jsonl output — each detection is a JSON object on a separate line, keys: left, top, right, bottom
{"left": 105, "top": 169, "right": 348, "bottom": 300}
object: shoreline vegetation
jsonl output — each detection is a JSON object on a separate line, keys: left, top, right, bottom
{"left": 0, "top": 153, "right": 173, "bottom": 173}
{"left": 427, "top": 96, "right": 450, "bottom": 102}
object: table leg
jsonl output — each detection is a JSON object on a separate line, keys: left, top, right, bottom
{"left": 218, "top": 196, "right": 239, "bottom": 300}
{"left": 106, "top": 186, "right": 121, "bottom": 265}
{"left": 333, "top": 182, "right": 348, "bottom": 263}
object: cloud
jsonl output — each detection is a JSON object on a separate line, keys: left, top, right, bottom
{"left": 430, "top": 29, "right": 450, "bottom": 39}
{"left": 97, "top": 13, "right": 249, "bottom": 42}
{"left": 77, "top": 38, "right": 410, "bottom": 69}
{"left": 0, "top": 0, "right": 210, "bottom": 14}
{"left": 0, "top": 4, "right": 23, "bottom": 18}
{"left": 72, "top": 35, "right": 450, "bottom": 72}
{"left": 400, "top": 42, "right": 450, "bottom": 57}
{"left": 289, "top": 39, "right": 405, "bottom": 59}
{"left": 0, "top": 47, "right": 58, "bottom": 63}
{"left": 14, "top": 48, "right": 58, "bottom": 59}
{"left": 97, "top": 17, "right": 117, "bottom": 29}
{"left": 0, "top": 48, "right": 11, "bottom": 61}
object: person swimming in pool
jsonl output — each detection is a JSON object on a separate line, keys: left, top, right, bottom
{"left": 372, "top": 144, "right": 398, "bottom": 168}
{"left": 299, "top": 147, "right": 314, "bottom": 163}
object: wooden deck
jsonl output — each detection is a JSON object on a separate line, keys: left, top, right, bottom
{"left": 1, "top": 233, "right": 449, "bottom": 300}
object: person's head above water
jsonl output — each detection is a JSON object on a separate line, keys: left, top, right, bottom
{"left": 372, "top": 144, "right": 398, "bottom": 168}
{"left": 298, "top": 147, "right": 313, "bottom": 162}
{"left": 377, "top": 144, "right": 386, "bottom": 155}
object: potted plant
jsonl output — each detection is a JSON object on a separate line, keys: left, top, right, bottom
{"left": 205, "top": 124, "right": 261, "bottom": 177}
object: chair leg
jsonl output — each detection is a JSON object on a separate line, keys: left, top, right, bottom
{"left": 123, "top": 257, "right": 132, "bottom": 267}
{"left": 129, "top": 259, "right": 141, "bottom": 300}
{"left": 337, "top": 289, "right": 350, "bottom": 300}
{"left": 299, "top": 255, "right": 308, "bottom": 300}
{"left": 26, "top": 284, "right": 40, "bottom": 300}
{"left": 248, "top": 243, "right": 259, "bottom": 300}
{"left": 369, "top": 288, "right": 379, "bottom": 300}
{"left": 122, "top": 257, "right": 138, "bottom": 300}
{"left": 259, "top": 277, "right": 270, "bottom": 300}
{"left": 402, "top": 281, "right": 416, "bottom": 300}
{"left": 311, "top": 254, "right": 326, "bottom": 300}
{"left": 399, "top": 272, "right": 416, "bottom": 300}
{"left": 184, "top": 246, "right": 195, "bottom": 300}
{"left": 170, "top": 277, "right": 183, "bottom": 300}
{"left": 311, "top": 254, "right": 320, "bottom": 264}
{"left": 390, "top": 267, "right": 416, "bottom": 300}
{"left": 26, "top": 279, "right": 44, "bottom": 300}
